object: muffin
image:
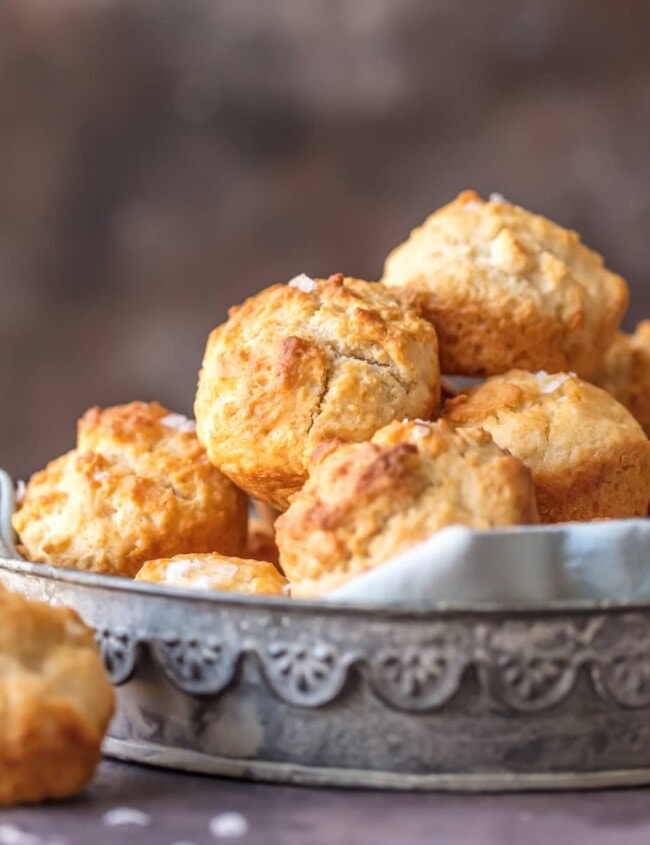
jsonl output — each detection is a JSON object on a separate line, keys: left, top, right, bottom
{"left": 275, "top": 419, "right": 538, "bottom": 598}
{"left": 596, "top": 321, "right": 650, "bottom": 437}
{"left": 0, "top": 585, "right": 114, "bottom": 805}
{"left": 13, "top": 401, "right": 248, "bottom": 576}
{"left": 195, "top": 273, "right": 441, "bottom": 510}
{"left": 135, "top": 552, "right": 289, "bottom": 596}
{"left": 444, "top": 370, "right": 650, "bottom": 523}
{"left": 382, "top": 190, "right": 628, "bottom": 379}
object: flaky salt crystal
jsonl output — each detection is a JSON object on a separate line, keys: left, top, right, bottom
{"left": 102, "top": 808, "right": 151, "bottom": 828}
{"left": 538, "top": 373, "right": 572, "bottom": 394}
{"left": 288, "top": 273, "right": 317, "bottom": 293}
{"left": 209, "top": 812, "right": 249, "bottom": 838}
{"left": 160, "top": 414, "right": 197, "bottom": 433}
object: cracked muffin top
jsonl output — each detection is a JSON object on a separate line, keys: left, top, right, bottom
{"left": 194, "top": 273, "right": 440, "bottom": 509}
{"left": 596, "top": 321, "right": 650, "bottom": 437}
{"left": 275, "top": 419, "right": 539, "bottom": 597}
{"left": 12, "top": 401, "right": 248, "bottom": 576}
{"left": 381, "top": 191, "right": 628, "bottom": 379}
{"left": 444, "top": 370, "right": 650, "bottom": 522}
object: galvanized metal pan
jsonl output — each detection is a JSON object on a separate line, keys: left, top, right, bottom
{"left": 3, "top": 468, "right": 650, "bottom": 791}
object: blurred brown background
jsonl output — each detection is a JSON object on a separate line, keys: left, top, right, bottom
{"left": 1, "top": 0, "right": 649, "bottom": 479}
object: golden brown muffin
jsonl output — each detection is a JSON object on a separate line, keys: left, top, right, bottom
{"left": 382, "top": 190, "right": 628, "bottom": 379}
{"left": 244, "top": 516, "right": 280, "bottom": 567}
{"left": 135, "top": 553, "right": 289, "bottom": 596}
{"left": 596, "top": 322, "right": 650, "bottom": 437}
{"left": 0, "top": 585, "right": 114, "bottom": 806}
{"left": 275, "top": 419, "right": 538, "bottom": 598}
{"left": 195, "top": 273, "right": 441, "bottom": 510}
{"left": 444, "top": 370, "right": 650, "bottom": 523}
{"left": 13, "top": 401, "right": 248, "bottom": 576}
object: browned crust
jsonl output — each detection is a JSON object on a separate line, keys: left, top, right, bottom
{"left": 13, "top": 401, "right": 248, "bottom": 575}
{"left": 276, "top": 420, "right": 539, "bottom": 597}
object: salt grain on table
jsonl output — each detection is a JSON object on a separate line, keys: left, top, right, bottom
{"left": 102, "top": 807, "right": 151, "bottom": 827}
{"left": 209, "top": 812, "right": 249, "bottom": 838}
{"left": 0, "top": 825, "right": 43, "bottom": 845}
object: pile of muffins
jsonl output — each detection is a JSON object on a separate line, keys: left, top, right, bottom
{"left": 12, "top": 191, "right": 650, "bottom": 599}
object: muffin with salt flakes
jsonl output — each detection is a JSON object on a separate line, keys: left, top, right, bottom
{"left": 195, "top": 273, "right": 441, "bottom": 510}
{"left": 12, "top": 401, "right": 248, "bottom": 577}
{"left": 382, "top": 190, "right": 628, "bottom": 379}
{"left": 444, "top": 370, "right": 650, "bottom": 523}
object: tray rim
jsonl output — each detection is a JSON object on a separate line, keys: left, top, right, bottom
{"left": 4, "top": 553, "right": 650, "bottom": 619}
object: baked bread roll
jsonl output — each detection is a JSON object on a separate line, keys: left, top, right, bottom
{"left": 195, "top": 273, "right": 441, "bottom": 510}
{"left": 444, "top": 370, "right": 650, "bottom": 523}
{"left": 596, "top": 322, "right": 650, "bottom": 437}
{"left": 382, "top": 191, "right": 628, "bottom": 379}
{"left": 13, "top": 401, "right": 247, "bottom": 576}
{"left": 275, "top": 419, "right": 538, "bottom": 597}
{"left": 135, "top": 553, "right": 288, "bottom": 596}
{"left": 0, "top": 585, "right": 114, "bottom": 805}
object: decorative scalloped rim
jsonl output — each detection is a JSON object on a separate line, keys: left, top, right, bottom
{"left": 97, "top": 615, "right": 650, "bottom": 713}
{"left": 149, "top": 635, "right": 241, "bottom": 696}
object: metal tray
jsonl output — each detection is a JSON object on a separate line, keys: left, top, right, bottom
{"left": 3, "top": 470, "right": 650, "bottom": 791}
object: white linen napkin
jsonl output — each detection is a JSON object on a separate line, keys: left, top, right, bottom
{"left": 325, "top": 520, "right": 650, "bottom": 605}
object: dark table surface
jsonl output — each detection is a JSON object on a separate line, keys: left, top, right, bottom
{"left": 2, "top": 760, "right": 650, "bottom": 845}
